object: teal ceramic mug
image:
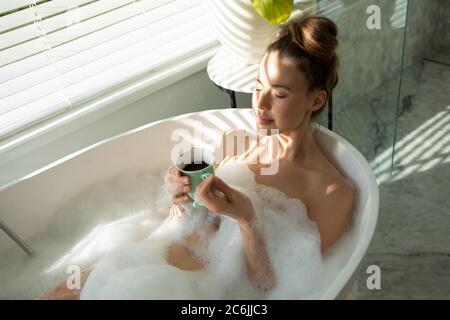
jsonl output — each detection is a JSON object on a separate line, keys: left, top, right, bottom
{"left": 175, "top": 148, "right": 215, "bottom": 208}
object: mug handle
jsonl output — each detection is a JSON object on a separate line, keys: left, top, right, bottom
{"left": 201, "top": 172, "right": 213, "bottom": 181}
{"left": 201, "top": 172, "right": 216, "bottom": 194}
{"left": 193, "top": 173, "right": 214, "bottom": 209}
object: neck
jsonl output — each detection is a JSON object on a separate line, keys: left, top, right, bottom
{"left": 278, "top": 122, "right": 315, "bottom": 164}
{"left": 256, "top": 112, "right": 317, "bottom": 167}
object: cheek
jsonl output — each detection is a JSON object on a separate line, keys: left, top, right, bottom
{"left": 274, "top": 101, "right": 299, "bottom": 120}
{"left": 274, "top": 100, "right": 308, "bottom": 126}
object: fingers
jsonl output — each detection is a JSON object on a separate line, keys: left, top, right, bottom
{"left": 171, "top": 193, "right": 190, "bottom": 205}
{"left": 167, "top": 178, "right": 190, "bottom": 195}
{"left": 164, "top": 165, "right": 192, "bottom": 206}
{"left": 196, "top": 175, "right": 230, "bottom": 212}
{"left": 168, "top": 165, "right": 181, "bottom": 177}
{"left": 166, "top": 174, "right": 189, "bottom": 186}
{"left": 165, "top": 165, "right": 190, "bottom": 201}
{"left": 196, "top": 174, "right": 214, "bottom": 196}
{"left": 169, "top": 204, "right": 186, "bottom": 218}
{"left": 165, "top": 165, "right": 181, "bottom": 186}
{"left": 206, "top": 175, "right": 235, "bottom": 203}
{"left": 167, "top": 181, "right": 189, "bottom": 196}
{"left": 210, "top": 175, "right": 234, "bottom": 196}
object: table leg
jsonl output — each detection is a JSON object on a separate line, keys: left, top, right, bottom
{"left": 214, "top": 84, "right": 237, "bottom": 108}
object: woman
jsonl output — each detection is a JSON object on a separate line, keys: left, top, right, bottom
{"left": 165, "top": 15, "right": 354, "bottom": 291}
{"left": 39, "top": 16, "right": 354, "bottom": 299}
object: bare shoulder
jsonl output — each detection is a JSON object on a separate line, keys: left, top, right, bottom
{"left": 306, "top": 166, "right": 355, "bottom": 252}
{"left": 306, "top": 169, "right": 354, "bottom": 213}
{"left": 319, "top": 173, "right": 354, "bottom": 208}
{"left": 308, "top": 135, "right": 355, "bottom": 209}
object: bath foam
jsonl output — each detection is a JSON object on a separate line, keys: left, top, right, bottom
{"left": 80, "top": 212, "right": 251, "bottom": 300}
{"left": 79, "top": 160, "right": 323, "bottom": 300}
{"left": 0, "top": 171, "right": 172, "bottom": 299}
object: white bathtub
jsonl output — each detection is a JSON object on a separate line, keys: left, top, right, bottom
{"left": 0, "top": 108, "right": 379, "bottom": 299}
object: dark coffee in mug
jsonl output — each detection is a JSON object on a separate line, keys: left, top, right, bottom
{"left": 182, "top": 161, "right": 209, "bottom": 172}
{"left": 176, "top": 148, "right": 215, "bottom": 208}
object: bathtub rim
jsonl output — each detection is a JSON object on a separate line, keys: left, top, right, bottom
{"left": 316, "top": 125, "right": 379, "bottom": 299}
{"left": 0, "top": 108, "right": 238, "bottom": 194}
{"left": 0, "top": 107, "right": 379, "bottom": 300}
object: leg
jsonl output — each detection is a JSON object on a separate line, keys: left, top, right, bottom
{"left": 165, "top": 215, "right": 221, "bottom": 271}
{"left": 38, "top": 266, "right": 92, "bottom": 300}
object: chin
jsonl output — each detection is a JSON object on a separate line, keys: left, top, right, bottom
{"left": 256, "top": 123, "right": 278, "bottom": 134}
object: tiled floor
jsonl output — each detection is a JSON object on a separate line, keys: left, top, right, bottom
{"left": 353, "top": 54, "right": 450, "bottom": 299}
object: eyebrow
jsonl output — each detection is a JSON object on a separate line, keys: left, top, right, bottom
{"left": 255, "top": 78, "right": 292, "bottom": 92}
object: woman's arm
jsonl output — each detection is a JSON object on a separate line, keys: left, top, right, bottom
{"left": 239, "top": 219, "right": 276, "bottom": 291}
{"left": 195, "top": 175, "right": 276, "bottom": 291}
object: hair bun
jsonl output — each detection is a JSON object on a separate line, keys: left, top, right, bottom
{"left": 282, "top": 16, "right": 338, "bottom": 65}
{"left": 267, "top": 15, "right": 340, "bottom": 115}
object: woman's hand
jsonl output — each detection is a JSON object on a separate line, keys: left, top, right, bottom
{"left": 196, "top": 175, "right": 275, "bottom": 291}
{"left": 195, "top": 175, "right": 255, "bottom": 224}
{"left": 164, "top": 165, "right": 191, "bottom": 205}
{"left": 169, "top": 203, "right": 186, "bottom": 219}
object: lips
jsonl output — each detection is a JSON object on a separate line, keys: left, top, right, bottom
{"left": 257, "top": 115, "right": 273, "bottom": 125}
{"left": 258, "top": 115, "right": 272, "bottom": 121}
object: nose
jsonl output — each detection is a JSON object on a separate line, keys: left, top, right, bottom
{"left": 255, "top": 90, "right": 271, "bottom": 111}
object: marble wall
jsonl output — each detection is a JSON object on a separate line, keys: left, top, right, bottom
{"left": 314, "top": 0, "right": 442, "bottom": 113}
{"left": 305, "top": 1, "right": 450, "bottom": 299}
{"left": 310, "top": 0, "right": 446, "bottom": 165}
{"left": 403, "top": 0, "right": 440, "bottom": 67}
{"left": 432, "top": 0, "right": 450, "bottom": 56}
{"left": 310, "top": 0, "right": 407, "bottom": 117}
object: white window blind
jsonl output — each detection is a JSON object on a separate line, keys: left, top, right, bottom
{"left": 0, "top": 0, "right": 216, "bottom": 139}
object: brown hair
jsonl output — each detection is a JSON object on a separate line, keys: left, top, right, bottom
{"left": 266, "top": 16, "right": 339, "bottom": 119}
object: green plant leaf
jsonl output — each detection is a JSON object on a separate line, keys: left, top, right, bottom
{"left": 252, "top": 0, "right": 294, "bottom": 25}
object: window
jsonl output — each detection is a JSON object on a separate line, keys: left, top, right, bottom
{"left": 0, "top": 0, "right": 216, "bottom": 142}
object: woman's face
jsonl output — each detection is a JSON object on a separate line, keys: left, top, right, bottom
{"left": 252, "top": 51, "right": 326, "bottom": 133}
